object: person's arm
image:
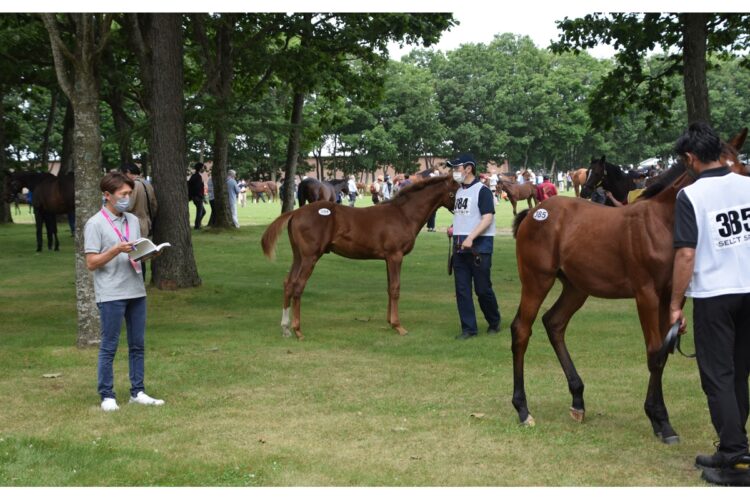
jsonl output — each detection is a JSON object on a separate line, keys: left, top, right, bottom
{"left": 460, "top": 213, "right": 494, "bottom": 250}
{"left": 669, "top": 191, "right": 698, "bottom": 333}
{"left": 86, "top": 241, "right": 134, "bottom": 271}
{"left": 604, "top": 190, "right": 623, "bottom": 207}
{"left": 669, "top": 247, "right": 695, "bottom": 333}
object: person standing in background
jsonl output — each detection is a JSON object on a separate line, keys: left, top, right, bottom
{"left": 187, "top": 163, "right": 206, "bottom": 230}
{"left": 120, "top": 163, "right": 158, "bottom": 283}
{"left": 226, "top": 169, "right": 241, "bottom": 228}
{"left": 448, "top": 153, "right": 501, "bottom": 340}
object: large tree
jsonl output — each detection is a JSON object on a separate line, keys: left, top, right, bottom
{"left": 125, "top": 13, "right": 201, "bottom": 289}
{"left": 41, "top": 13, "right": 113, "bottom": 347}
{"left": 551, "top": 12, "right": 750, "bottom": 128}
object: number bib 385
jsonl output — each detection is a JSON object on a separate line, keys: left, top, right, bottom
{"left": 710, "top": 205, "right": 750, "bottom": 250}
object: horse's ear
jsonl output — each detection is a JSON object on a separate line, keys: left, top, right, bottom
{"left": 600, "top": 156, "right": 606, "bottom": 163}
{"left": 727, "top": 127, "right": 748, "bottom": 151}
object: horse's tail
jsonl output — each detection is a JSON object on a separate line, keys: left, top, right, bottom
{"left": 512, "top": 209, "right": 530, "bottom": 239}
{"left": 261, "top": 210, "right": 295, "bottom": 260}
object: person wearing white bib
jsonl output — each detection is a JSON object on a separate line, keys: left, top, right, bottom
{"left": 84, "top": 172, "right": 165, "bottom": 412}
{"left": 669, "top": 122, "right": 750, "bottom": 484}
{"left": 448, "top": 153, "right": 501, "bottom": 340}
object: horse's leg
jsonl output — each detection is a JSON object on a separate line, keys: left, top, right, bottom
{"left": 385, "top": 255, "right": 407, "bottom": 335}
{"left": 541, "top": 278, "right": 589, "bottom": 423}
{"left": 67, "top": 212, "right": 75, "bottom": 236}
{"left": 34, "top": 207, "right": 43, "bottom": 252}
{"left": 289, "top": 255, "right": 320, "bottom": 341}
{"left": 281, "top": 250, "right": 302, "bottom": 338}
{"left": 511, "top": 271, "right": 556, "bottom": 426}
{"left": 511, "top": 199, "right": 517, "bottom": 216}
{"left": 636, "top": 291, "right": 679, "bottom": 444}
{"left": 52, "top": 216, "right": 59, "bottom": 251}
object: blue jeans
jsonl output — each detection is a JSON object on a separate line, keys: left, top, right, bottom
{"left": 97, "top": 297, "right": 147, "bottom": 400}
{"left": 453, "top": 252, "right": 500, "bottom": 334}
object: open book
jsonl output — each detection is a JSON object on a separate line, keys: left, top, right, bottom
{"left": 128, "top": 237, "right": 171, "bottom": 262}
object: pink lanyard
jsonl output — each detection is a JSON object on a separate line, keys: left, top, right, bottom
{"left": 100, "top": 209, "right": 141, "bottom": 273}
{"left": 101, "top": 209, "right": 130, "bottom": 242}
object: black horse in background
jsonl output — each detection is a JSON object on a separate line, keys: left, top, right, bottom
{"left": 297, "top": 178, "right": 350, "bottom": 206}
{"left": 5, "top": 171, "right": 75, "bottom": 251}
{"left": 580, "top": 156, "right": 637, "bottom": 206}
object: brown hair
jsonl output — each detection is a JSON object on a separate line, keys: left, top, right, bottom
{"left": 100, "top": 172, "right": 134, "bottom": 194}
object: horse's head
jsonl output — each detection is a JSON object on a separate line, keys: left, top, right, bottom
{"left": 441, "top": 176, "right": 461, "bottom": 211}
{"left": 723, "top": 127, "right": 748, "bottom": 175}
{"left": 4, "top": 172, "right": 24, "bottom": 203}
{"left": 580, "top": 156, "right": 606, "bottom": 199}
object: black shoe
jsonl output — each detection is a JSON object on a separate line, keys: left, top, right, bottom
{"left": 696, "top": 452, "right": 750, "bottom": 470}
{"left": 701, "top": 457, "right": 750, "bottom": 486}
{"left": 487, "top": 325, "right": 501, "bottom": 335}
{"left": 455, "top": 332, "right": 477, "bottom": 340}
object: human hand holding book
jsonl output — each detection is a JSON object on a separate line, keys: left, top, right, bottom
{"left": 128, "top": 237, "right": 171, "bottom": 262}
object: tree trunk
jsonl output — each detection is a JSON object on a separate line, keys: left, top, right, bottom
{"left": 40, "top": 90, "right": 58, "bottom": 171}
{"left": 281, "top": 91, "right": 305, "bottom": 213}
{"left": 145, "top": 14, "right": 201, "bottom": 289}
{"left": 60, "top": 99, "right": 75, "bottom": 175}
{"left": 0, "top": 90, "right": 11, "bottom": 224}
{"left": 211, "top": 127, "right": 232, "bottom": 227}
{"left": 71, "top": 82, "right": 106, "bottom": 348}
{"left": 198, "top": 16, "right": 235, "bottom": 228}
{"left": 105, "top": 89, "right": 134, "bottom": 166}
{"left": 42, "top": 13, "right": 113, "bottom": 348}
{"left": 680, "top": 13, "right": 711, "bottom": 124}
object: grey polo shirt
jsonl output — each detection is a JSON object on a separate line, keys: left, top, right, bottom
{"left": 84, "top": 207, "right": 146, "bottom": 303}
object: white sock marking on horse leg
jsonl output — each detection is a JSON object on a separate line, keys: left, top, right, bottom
{"left": 281, "top": 308, "right": 292, "bottom": 337}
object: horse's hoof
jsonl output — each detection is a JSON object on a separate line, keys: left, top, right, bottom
{"left": 657, "top": 433, "right": 680, "bottom": 445}
{"left": 281, "top": 327, "right": 292, "bottom": 338}
{"left": 521, "top": 415, "right": 536, "bottom": 427}
{"left": 569, "top": 407, "right": 585, "bottom": 423}
{"left": 662, "top": 435, "right": 680, "bottom": 445}
{"left": 394, "top": 326, "right": 408, "bottom": 336}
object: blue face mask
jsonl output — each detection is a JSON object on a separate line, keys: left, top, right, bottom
{"left": 113, "top": 195, "right": 130, "bottom": 213}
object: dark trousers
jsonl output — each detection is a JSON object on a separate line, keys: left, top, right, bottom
{"left": 192, "top": 196, "right": 205, "bottom": 229}
{"left": 694, "top": 293, "right": 750, "bottom": 461}
{"left": 453, "top": 252, "right": 500, "bottom": 334}
{"left": 208, "top": 199, "right": 216, "bottom": 226}
{"left": 427, "top": 211, "right": 436, "bottom": 230}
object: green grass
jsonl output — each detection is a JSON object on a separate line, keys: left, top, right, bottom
{"left": 0, "top": 191, "right": 712, "bottom": 486}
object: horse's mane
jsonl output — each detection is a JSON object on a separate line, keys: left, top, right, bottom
{"left": 604, "top": 161, "right": 628, "bottom": 180}
{"left": 385, "top": 175, "right": 450, "bottom": 204}
{"left": 638, "top": 161, "right": 686, "bottom": 199}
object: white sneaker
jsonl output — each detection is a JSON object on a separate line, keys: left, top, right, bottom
{"left": 101, "top": 398, "right": 119, "bottom": 412}
{"left": 129, "top": 391, "right": 165, "bottom": 406}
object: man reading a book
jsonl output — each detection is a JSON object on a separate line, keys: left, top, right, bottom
{"left": 84, "top": 171, "right": 165, "bottom": 412}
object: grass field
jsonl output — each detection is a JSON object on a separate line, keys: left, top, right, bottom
{"left": 0, "top": 191, "right": 715, "bottom": 486}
